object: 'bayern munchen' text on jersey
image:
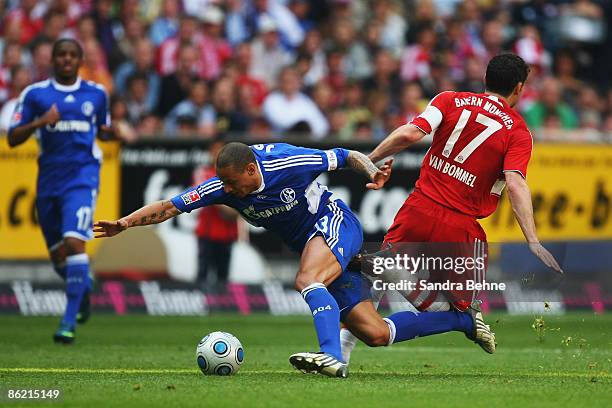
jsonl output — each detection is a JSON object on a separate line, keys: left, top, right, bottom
{"left": 171, "top": 143, "right": 350, "bottom": 252}
{"left": 410, "top": 91, "right": 533, "bottom": 218}
{"left": 8, "top": 78, "right": 110, "bottom": 196}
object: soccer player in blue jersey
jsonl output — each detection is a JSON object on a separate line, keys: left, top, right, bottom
{"left": 8, "top": 39, "right": 117, "bottom": 344}
{"left": 94, "top": 142, "right": 495, "bottom": 377}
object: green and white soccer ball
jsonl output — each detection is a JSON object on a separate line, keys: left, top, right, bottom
{"left": 196, "top": 331, "right": 244, "bottom": 376}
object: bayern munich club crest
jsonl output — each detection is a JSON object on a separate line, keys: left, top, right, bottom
{"left": 280, "top": 188, "right": 295, "bottom": 203}
{"left": 81, "top": 101, "right": 94, "bottom": 116}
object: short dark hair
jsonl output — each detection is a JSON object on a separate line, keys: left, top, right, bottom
{"left": 52, "top": 38, "right": 83, "bottom": 59}
{"left": 485, "top": 53, "right": 530, "bottom": 96}
{"left": 216, "top": 142, "right": 256, "bottom": 171}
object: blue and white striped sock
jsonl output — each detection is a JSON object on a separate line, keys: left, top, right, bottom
{"left": 301, "top": 283, "right": 342, "bottom": 361}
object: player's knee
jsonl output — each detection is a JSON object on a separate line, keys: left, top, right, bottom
{"left": 294, "top": 273, "right": 316, "bottom": 292}
{"left": 363, "top": 328, "right": 389, "bottom": 347}
{"left": 63, "top": 238, "right": 86, "bottom": 256}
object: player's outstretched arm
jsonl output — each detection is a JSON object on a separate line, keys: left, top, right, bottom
{"left": 94, "top": 200, "right": 181, "bottom": 238}
{"left": 8, "top": 104, "right": 60, "bottom": 148}
{"left": 346, "top": 150, "right": 393, "bottom": 190}
{"left": 505, "top": 171, "right": 563, "bottom": 274}
{"left": 368, "top": 124, "right": 426, "bottom": 163}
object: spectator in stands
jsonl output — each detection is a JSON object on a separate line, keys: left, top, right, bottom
{"left": 331, "top": 18, "right": 372, "bottom": 80}
{"left": 112, "top": 12, "right": 147, "bottom": 71}
{"left": 202, "top": 77, "right": 250, "bottom": 137}
{"left": 2, "top": 0, "right": 43, "bottom": 46}
{"left": 199, "top": 7, "right": 233, "bottom": 81}
{"left": 459, "top": 56, "right": 485, "bottom": 94}
{"left": 0, "top": 65, "right": 31, "bottom": 134}
{"left": 91, "top": 0, "right": 118, "bottom": 59}
{"left": 246, "top": 0, "right": 305, "bottom": 49}
{"left": 372, "top": 0, "right": 406, "bottom": 58}
{"left": 79, "top": 39, "right": 114, "bottom": 94}
{"left": 234, "top": 43, "right": 268, "bottom": 107}
{"left": 249, "top": 16, "right": 294, "bottom": 88}
{"left": 109, "top": 95, "right": 138, "bottom": 143}
{"left": 400, "top": 23, "right": 436, "bottom": 82}
{"left": 29, "top": 39, "right": 53, "bottom": 82}
{"left": 0, "top": 42, "right": 25, "bottom": 104}
{"left": 125, "top": 72, "right": 152, "bottom": 125}
{"left": 165, "top": 80, "right": 214, "bottom": 135}
{"left": 554, "top": 49, "right": 583, "bottom": 107}
{"left": 299, "top": 29, "right": 327, "bottom": 87}
{"left": 395, "top": 82, "right": 427, "bottom": 127}
{"left": 263, "top": 66, "right": 329, "bottom": 139}
{"left": 193, "top": 139, "right": 239, "bottom": 290}
{"left": 225, "top": 0, "right": 250, "bottom": 46}
{"left": 157, "top": 14, "right": 202, "bottom": 76}
{"left": 149, "top": 0, "right": 180, "bottom": 46}
{"left": 524, "top": 77, "right": 578, "bottom": 133}
{"left": 157, "top": 44, "right": 199, "bottom": 117}
{"left": 70, "top": 15, "right": 97, "bottom": 45}
{"left": 114, "top": 38, "right": 160, "bottom": 114}
{"left": 364, "top": 49, "right": 401, "bottom": 108}
{"left": 30, "top": 10, "right": 67, "bottom": 45}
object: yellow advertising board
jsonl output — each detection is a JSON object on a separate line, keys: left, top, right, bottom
{"left": 482, "top": 144, "right": 612, "bottom": 242}
{"left": 0, "top": 138, "right": 120, "bottom": 259}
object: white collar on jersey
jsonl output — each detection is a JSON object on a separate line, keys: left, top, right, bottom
{"left": 51, "top": 77, "right": 82, "bottom": 92}
{"left": 250, "top": 160, "right": 266, "bottom": 194}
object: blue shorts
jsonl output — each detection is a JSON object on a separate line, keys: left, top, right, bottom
{"left": 307, "top": 199, "right": 371, "bottom": 320}
{"left": 36, "top": 187, "right": 98, "bottom": 250}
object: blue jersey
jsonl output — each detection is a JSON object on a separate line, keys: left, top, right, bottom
{"left": 8, "top": 78, "right": 109, "bottom": 196}
{"left": 171, "top": 143, "right": 352, "bottom": 252}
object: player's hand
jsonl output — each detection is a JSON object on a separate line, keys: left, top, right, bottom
{"left": 100, "top": 123, "right": 120, "bottom": 140}
{"left": 93, "top": 219, "right": 128, "bottom": 238}
{"left": 40, "top": 104, "right": 60, "bottom": 126}
{"left": 529, "top": 242, "right": 563, "bottom": 274}
{"left": 366, "top": 159, "right": 393, "bottom": 190}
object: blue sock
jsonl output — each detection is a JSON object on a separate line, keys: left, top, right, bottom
{"left": 61, "top": 254, "right": 89, "bottom": 328}
{"left": 301, "top": 283, "right": 342, "bottom": 361}
{"left": 386, "top": 311, "right": 474, "bottom": 343}
{"left": 53, "top": 262, "right": 66, "bottom": 280}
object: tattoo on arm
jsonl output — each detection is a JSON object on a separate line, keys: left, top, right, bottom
{"left": 126, "top": 201, "right": 181, "bottom": 227}
{"left": 347, "top": 151, "right": 379, "bottom": 179}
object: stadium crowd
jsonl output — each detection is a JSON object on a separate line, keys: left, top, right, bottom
{"left": 0, "top": 0, "right": 611, "bottom": 142}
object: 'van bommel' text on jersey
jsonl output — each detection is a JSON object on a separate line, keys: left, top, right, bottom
{"left": 171, "top": 143, "right": 351, "bottom": 252}
{"left": 9, "top": 78, "right": 110, "bottom": 195}
{"left": 410, "top": 91, "right": 533, "bottom": 218}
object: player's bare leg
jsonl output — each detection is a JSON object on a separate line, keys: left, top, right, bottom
{"left": 290, "top": 236, "right": 349, "bottom": 378}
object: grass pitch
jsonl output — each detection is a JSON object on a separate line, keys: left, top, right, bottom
{"left": 0, "top": 313, "right": 610, "bottom": 407}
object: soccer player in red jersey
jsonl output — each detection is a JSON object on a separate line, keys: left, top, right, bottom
{"left": 341, "top": 53, "right": 562, "bottom": 361}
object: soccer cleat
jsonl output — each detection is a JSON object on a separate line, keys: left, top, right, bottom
{"left": 289, "top": 352, "right": 348, "bottom": 378}
{"left": 76, "top": 290, "right": 91, "bottom": 324}
{"left": 53, "top": 323, "right": 76, "bottom": 344}
{"left": 466, "top": 300, "right": 496, "bottom": 354}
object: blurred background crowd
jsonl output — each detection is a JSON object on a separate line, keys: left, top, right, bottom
{"left": 0, "top": 0, "right": 611, "bottom": 143}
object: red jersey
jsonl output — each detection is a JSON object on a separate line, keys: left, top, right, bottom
{"left": 193, "top": 166, "right": 238, "bottom": 242}
{"left": 410, "top": 91, "right": 533, "bottom": 218}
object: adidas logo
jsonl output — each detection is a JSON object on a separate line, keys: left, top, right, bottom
{"left": 338, "top": 247, "right": 344, "bottom": 256}
{"left": 64, "top": 94, "right": 76, "bottom": 103}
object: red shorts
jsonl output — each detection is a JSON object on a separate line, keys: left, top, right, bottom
{"left": 384, "top": 192, "right": 487, "bottom": 312}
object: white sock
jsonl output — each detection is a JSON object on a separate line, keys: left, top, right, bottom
{"left": 340, "top": 328, "right": 358, "bottom": 363}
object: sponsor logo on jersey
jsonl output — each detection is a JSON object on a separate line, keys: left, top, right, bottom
{"left": 81, "top": 101, "right": 94, "bottom": 116}
{"left": 242, "top": 199, "right": 299, "bottom": 220}
{"left": 280, "top": 188, "right": 295, "bottom": 203}
{"left": 181, "top": 190, "right": 201, "bottom": 205}
{"left": 45, "top": 120, "right": 91, "bottom": 132}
